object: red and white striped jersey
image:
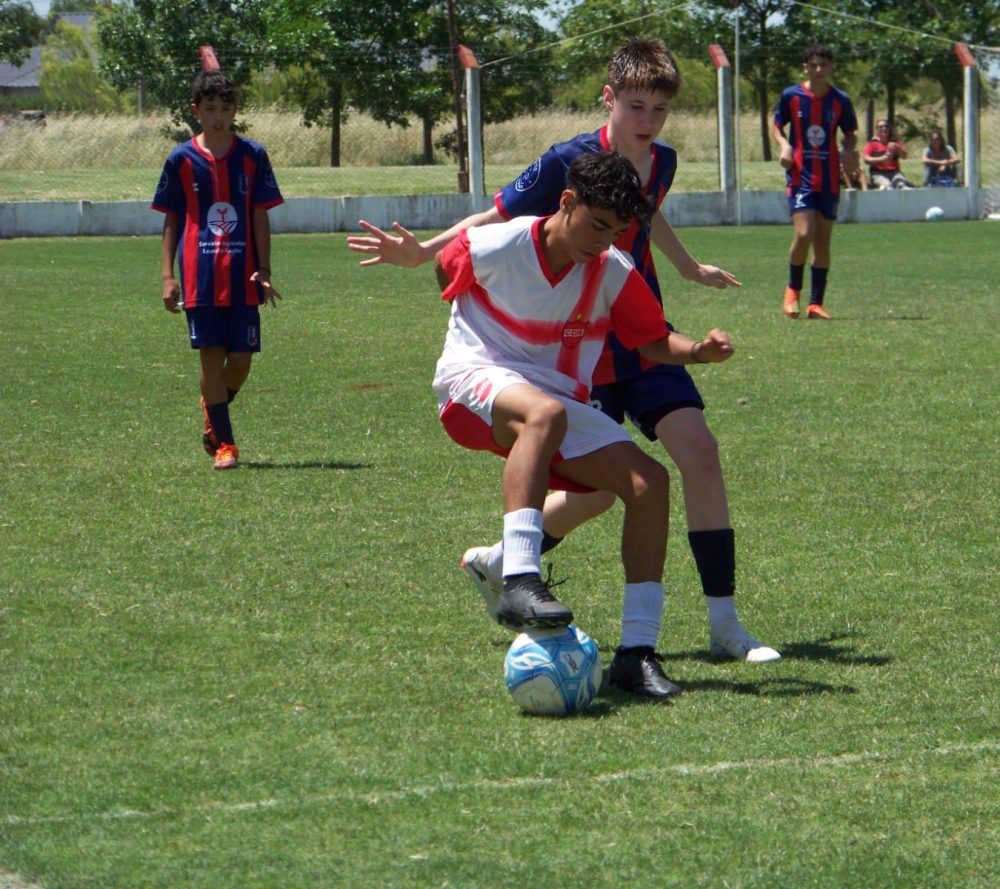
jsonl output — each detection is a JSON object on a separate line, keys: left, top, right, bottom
{"left": 434, "top": 216, "right": 669, "bottom": 405}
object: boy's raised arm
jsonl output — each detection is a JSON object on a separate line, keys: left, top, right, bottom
{"left": 651, "top": 212, "right": 741, "bottom": 290}
{"left": 347, "top": 205, "right": 504, "bottom": 268}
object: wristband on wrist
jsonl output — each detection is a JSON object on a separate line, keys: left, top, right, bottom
{"left": 257, "top": 266, "right": 271, "bottom": 274}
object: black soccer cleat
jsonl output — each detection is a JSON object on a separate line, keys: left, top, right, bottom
{"left": 609, "top": 646, "right": 682, "bottom": 701}
{"left": 496, "top": 572, "right": 574, "bottom": 631}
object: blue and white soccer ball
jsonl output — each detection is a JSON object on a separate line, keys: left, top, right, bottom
{"left": 504, "top": 626, "right": 602, "bottom": 716}
{"left": 925, "top": 206, "right": 945, "bottom": 221}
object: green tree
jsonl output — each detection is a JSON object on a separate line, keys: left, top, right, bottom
{"left": 415, "top": 1, "right": 557, "bottom": 165}
{"left": 97, "top": 0, "right": 267, "bottom": 136}
{"left": 0, "top": 0, "right": 43, "bottom": 66}
{"left": 41, "top": 17, "right": 122, "bottom": 112}
{"left": 263, "top": 0, "right": 432, "bottom": 167}
{"left": 554, "top": 1, "right": 718, "bottom": 112}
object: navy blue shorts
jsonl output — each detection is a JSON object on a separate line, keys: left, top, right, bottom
{"left": 186, "top": 305, "right": 261, "bottom": 352}
{"left": 591, "top": 364, "right": 705, "bottom": 442}
{"left": 787, "top": 187, "right": 839, "bottom": 221}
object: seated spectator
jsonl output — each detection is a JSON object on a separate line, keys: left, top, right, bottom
{"left": 922, "top": 129, "right": 961, "bottom": 187}
{"left": 863, "top": 120, "right": 913, "bottom": 189}
{"left": 840, "top": 162, "right": 868, "bottom": 191}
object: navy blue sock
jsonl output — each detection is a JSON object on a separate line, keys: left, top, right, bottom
{"left": 810, "top": 266, "right": 829, "bottom": 306}
{"left": 540, "top": 531, "right": 563, "bottom": 555}
{"left": 687, "top": 529, "right": 736, "bottom": 598}
{"left": 206, "top": 402, "right": 235, "bottom": 446}
{"left": 788, "top": 263, "right": 805, "bottom": 292}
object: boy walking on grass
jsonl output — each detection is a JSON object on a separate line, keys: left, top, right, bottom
{"left": 349, "top": 37, "right": 780, "bottom": 666}
{"left": 434, "top": 151, "right": 733, "bottom": 699}
{"left": 153, "top": 70, "right": 284, "bottom": 470}
{"left": 772, "top": 43, "right": 859, "bottom": 320}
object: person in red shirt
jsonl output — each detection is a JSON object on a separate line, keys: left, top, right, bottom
{"left": 863, "top": 120, "right": 913, "bottom": 190}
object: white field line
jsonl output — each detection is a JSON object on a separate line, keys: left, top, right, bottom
{"left": 5, "top": 739, "right": 997, "bottom": 828}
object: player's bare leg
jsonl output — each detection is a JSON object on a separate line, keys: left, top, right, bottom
{"left": 198, "top": 347, "right": 239, "bottom": 469}
{"left": 655, "top": 408, "right": 780, "bottom": 662}
{"left": 784, "top": 209, "right": 817, "bottom": 317}
{"left": 489, "top": 385, "right": 574, "bottom": 629}
{"left": 806, "top": 214, "right": 835, "bottom": 319}
{"left": 555, "top": 441, "right": 679, "bottom": 699}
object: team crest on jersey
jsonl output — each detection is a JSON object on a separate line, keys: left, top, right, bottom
{"left": 155, "top": 171, "right": 168, "bottom": 195}
{"left": 472, "top": 377, "right": 493, "bottom": 405}
{"left": 208, "top": 202, "right": 238, "bottom": 237}
{"left": 562, "top": 314, "right": 588, "bottom": 349}
{"left": 513, "top": 160, "right": 541, "bottom": 193}
{"left": 807, "top": 125, "right": 826, "bottom": 148}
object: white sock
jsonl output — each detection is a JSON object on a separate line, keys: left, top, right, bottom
{"left": 502, "top": 508, "right": 543, "bottom": 579}
{"left": 706, "top": 595, "right": 739, "bottom": 627}
{"left": 620, "top": 581, "right": 664, "bottom": 649}
{"left": 485, "top": 541, "right": 504, "bottom": 580}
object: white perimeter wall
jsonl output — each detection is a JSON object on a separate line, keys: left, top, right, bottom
{"left": 0, "top": 186, "right": 993, "bottom": 239}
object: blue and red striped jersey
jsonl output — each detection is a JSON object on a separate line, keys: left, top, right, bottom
{"left": 151, "top": 135, "right": 283, "bottom": 308}
{"left": 494, "top": 126, "right": 677, "bottom": 384}
{"left": 774, "top": 83, "right": 857, "bottom": 195}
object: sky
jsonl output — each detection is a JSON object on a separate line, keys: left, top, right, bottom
{"left": 31, "top": 1, "right": 52, "bottom": 16}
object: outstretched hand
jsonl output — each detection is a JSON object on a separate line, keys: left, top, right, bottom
{"left": 690, "top": 264, "right": 742, "bottom": 290}
{"left": 694, "top": 328, "right": 734, "bottom": 364}
{"left": 346, "top": 220, "right": 426, "bottom": 268}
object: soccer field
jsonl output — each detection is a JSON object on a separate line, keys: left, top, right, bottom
{"left": 1, "top": 222, "right": 997, "bottom": 888}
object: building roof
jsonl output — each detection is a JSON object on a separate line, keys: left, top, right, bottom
{"left": 0, "top": 48, "right": 43, "bottom": 90}
{"left": 0, "top": 13, "right": 96, "bottom": 90}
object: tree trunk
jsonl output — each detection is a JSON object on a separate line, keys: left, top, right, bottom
{"left": 758, "top": 86, "right": 771, "bottom": 162}
{"left": 422, "top": 114, "right": 434, "bottom": 165}
{"left": 329, "top": 80, "right": 342, "bottom": 168}
{"left": 887, "top": 82, "right": 896, "bottom": 130}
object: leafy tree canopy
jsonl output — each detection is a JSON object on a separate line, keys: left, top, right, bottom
{"left": 0, "top": 0, "right": 43, "bottom": 66}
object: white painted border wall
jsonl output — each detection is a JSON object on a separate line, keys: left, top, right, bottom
{"left": 0, "top": 186, "right": 992, "bottom": 239}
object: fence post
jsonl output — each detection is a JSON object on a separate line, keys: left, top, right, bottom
{"left": 953, "top": 44, "right": 979, "bottom": 218}
{"left": 709, "top": 44, "right": 736, "bottom": 225}
{"left": 459, "top": 45, "right": 484, "bottom": 198}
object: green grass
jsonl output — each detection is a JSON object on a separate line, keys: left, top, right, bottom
{"left": 1, "top": 223, "right": 998, "bottom": 888}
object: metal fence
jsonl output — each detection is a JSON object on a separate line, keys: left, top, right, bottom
{"left": 1, "top": 83, "right": 997, "bottom": 202}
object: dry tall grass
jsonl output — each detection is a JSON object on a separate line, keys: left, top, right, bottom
{"left": 2, "top": 106, "right": 998, "bottom": 193}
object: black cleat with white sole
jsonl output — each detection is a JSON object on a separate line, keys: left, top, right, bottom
{"left": 609, "top": 646, "right": 682, "bottom": 701}
{"left": 496, "top": 572, "right": 574, "bottom": 630}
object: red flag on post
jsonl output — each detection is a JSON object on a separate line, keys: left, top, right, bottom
{"left": 199, "top": 46, "right": 221, "bottom": 71}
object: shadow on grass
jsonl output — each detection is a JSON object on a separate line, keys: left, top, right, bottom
{"left": 660, "top": 631, "right": 892, "bottom": 668}
{"left": 241, "top": 461, "right": 373, "bottom": 470}
{"left": 833, "top": 314, "right": 932, "bottom": 322}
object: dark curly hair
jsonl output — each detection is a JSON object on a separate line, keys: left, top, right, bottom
{"left": 192, "top": 70, "right": 238, "bottom": 106}
{"left": 564, "top": 151, "right": 653, "bottom": 227}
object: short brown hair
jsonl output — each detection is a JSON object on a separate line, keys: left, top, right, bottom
{"left": 607, "top": 37, "right": 682, "bottom": 101}
{"left": 802, "top": 43, "right": 834, "bottom": 63}
{"left": 192, "top": 70, "right": 237, "bottom": 106}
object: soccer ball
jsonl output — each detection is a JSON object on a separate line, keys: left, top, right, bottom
{"left": 504, "top": 626, "right": 602, "bottom": 716}
{"left": 925, "top": 206, "right": 945, "bottom": 221}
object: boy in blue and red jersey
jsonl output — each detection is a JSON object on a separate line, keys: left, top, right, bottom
{"left": 348, "top": 37, "right": 781, "bottom": 677}
{"left": 152, "top": 69, "right": 284, "bottom": 470}
{"left": 772, "top": 43, "right": 859, "bottom": 320}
